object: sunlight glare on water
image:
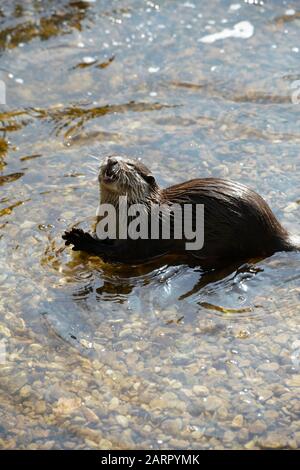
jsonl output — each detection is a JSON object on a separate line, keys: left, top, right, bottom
{"left": 0, "top": 0, "right": 299, "bottom": 450}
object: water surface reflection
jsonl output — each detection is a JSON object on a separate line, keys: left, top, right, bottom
{"left": 0, "top": 0, "right": 299, "bottom": 450}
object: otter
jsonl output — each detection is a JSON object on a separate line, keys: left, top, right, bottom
{"left": 62, "top": 156, "right": 299, "bottom": 266}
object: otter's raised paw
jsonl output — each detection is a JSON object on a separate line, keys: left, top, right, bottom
{"left": 62, "top": 228, "right": 96, "bottom": 252}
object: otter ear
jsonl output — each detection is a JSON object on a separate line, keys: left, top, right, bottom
{"left": 144, "top": 174, "right": 156, "bottom": 186}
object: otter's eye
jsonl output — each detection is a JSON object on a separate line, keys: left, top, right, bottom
{"left": 143, "top": 174, "right": 156, "bottom": 186}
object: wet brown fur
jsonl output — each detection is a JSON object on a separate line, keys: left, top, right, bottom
{"left": 63, "top": 156, "right": 298, "bottom": 266}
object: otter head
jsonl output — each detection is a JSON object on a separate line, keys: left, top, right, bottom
{"left": 99, "top": 156, "right": 159, "bottom": 204}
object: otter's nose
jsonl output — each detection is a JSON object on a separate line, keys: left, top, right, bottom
{"left": 107, "top": 157, "right": 118, "bottom": 166}
{"left": 105, "top": 157, "right": 119, "bottom": 173}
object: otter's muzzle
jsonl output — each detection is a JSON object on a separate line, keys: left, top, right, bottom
{"left": 103, "top": 157, "right": 119, "bottom": 183}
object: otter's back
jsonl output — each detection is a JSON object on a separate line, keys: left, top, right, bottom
{"left": 163, "top": 178, "right": 289, "bottom": 259}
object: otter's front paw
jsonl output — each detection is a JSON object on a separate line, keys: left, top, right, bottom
{"left": 62, "top": 228, "right": 95, "bottom": 252}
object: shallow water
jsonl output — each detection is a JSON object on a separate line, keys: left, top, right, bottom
{"left": 0, "top": 0, "right": 300, "bottom": 450}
